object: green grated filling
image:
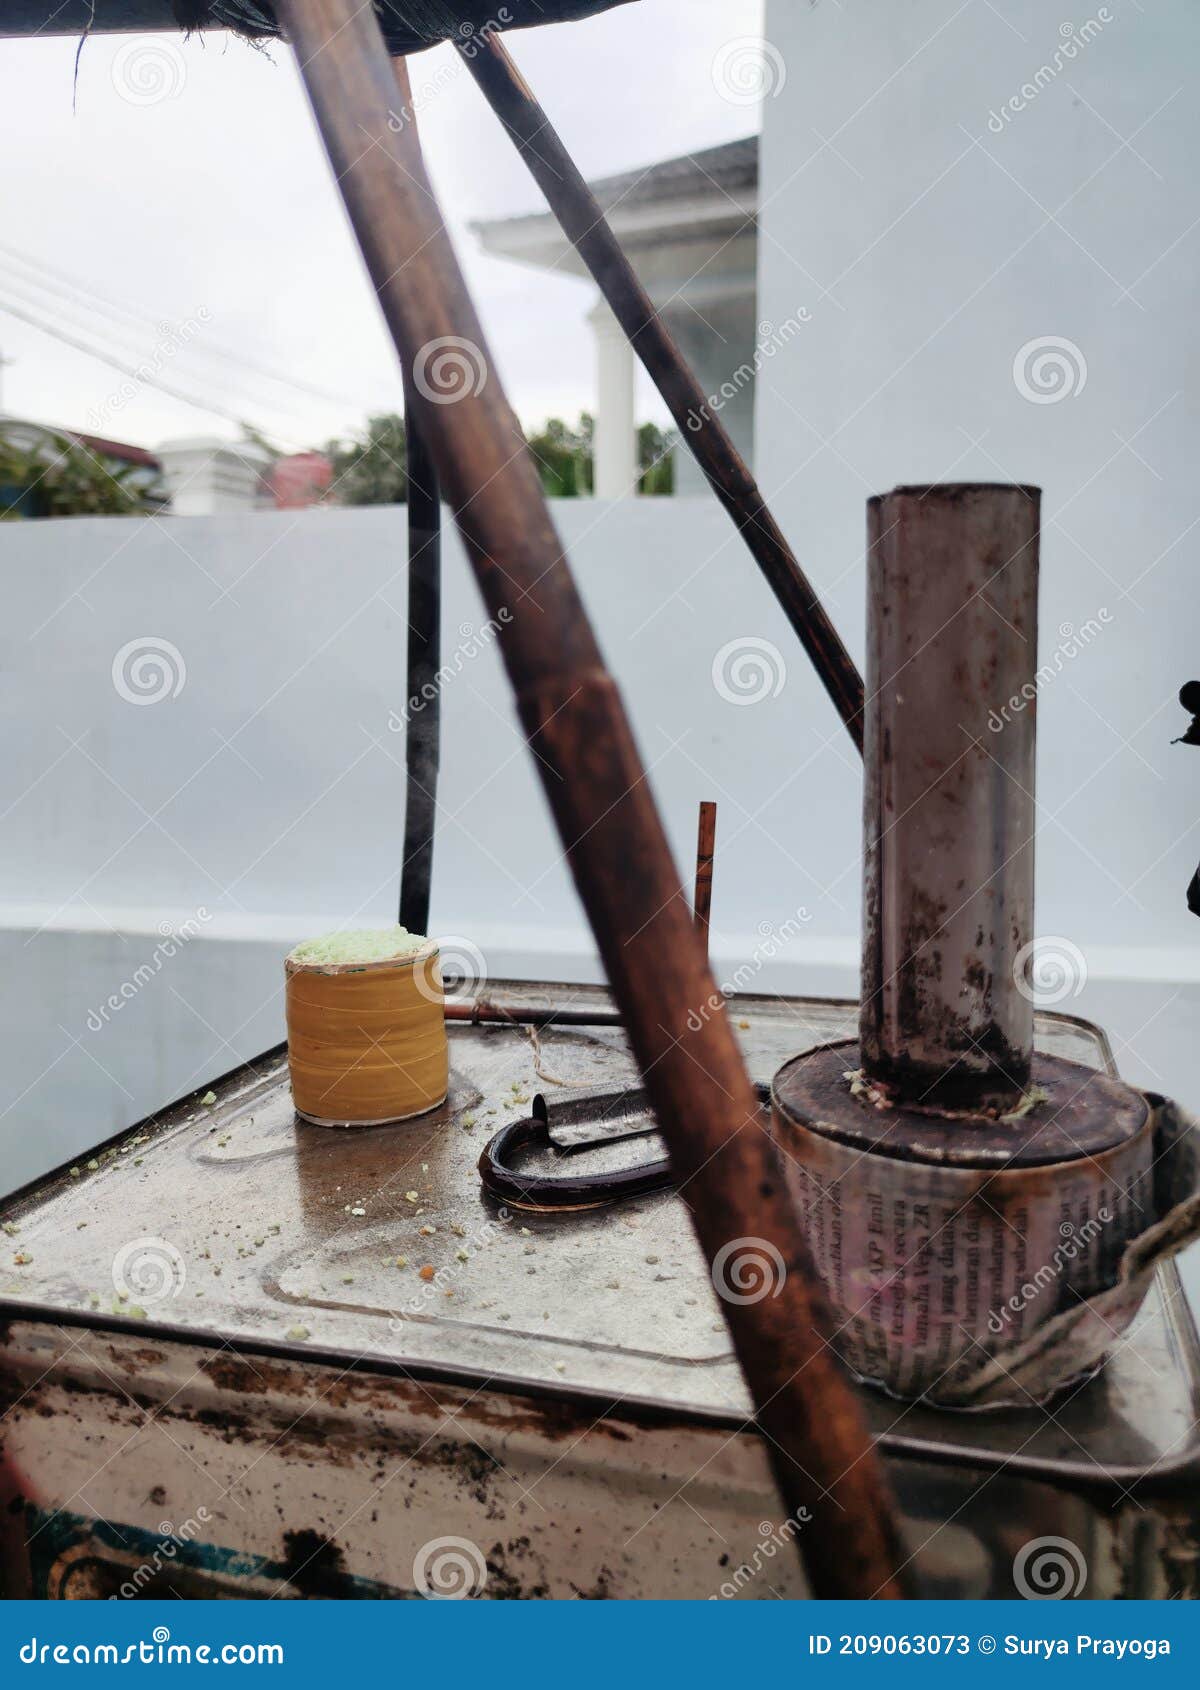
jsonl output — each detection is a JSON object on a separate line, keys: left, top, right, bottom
{"left": 287, "top": 926, "right": 429, "bottom": 967}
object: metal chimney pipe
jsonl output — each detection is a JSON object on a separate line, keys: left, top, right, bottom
{"left": 860, "top": 484, "right": 1040, "bottom": 1113}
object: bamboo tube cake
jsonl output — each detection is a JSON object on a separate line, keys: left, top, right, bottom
{"left": 284, "top": 927, "right": 448, "bottom": 1126}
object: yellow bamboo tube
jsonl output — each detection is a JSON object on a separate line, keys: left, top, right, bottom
{"left": 284, "top": 930, "right": 448, "bottom": 1126}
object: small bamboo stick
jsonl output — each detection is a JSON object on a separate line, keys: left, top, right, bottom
{"left": 693, "top": 800, "right": 717, "bottom": 953}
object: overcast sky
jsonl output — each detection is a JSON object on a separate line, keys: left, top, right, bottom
{"left": 0, "top": 0, "right": 762, "bottom": 453}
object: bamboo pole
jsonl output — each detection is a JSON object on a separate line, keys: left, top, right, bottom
{"left": 276, "top": 1, "right": 910, "bottom": 1599}
{"left": 693, "top": 800, "right": 717, "bottom": 952}
{"left": 460, "top": 30, "right": 864, "bottom": 751}
{"left": 398, "top": 368, "right": 441, "bottom": 936}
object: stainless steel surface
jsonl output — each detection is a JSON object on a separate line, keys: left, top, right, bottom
{"left": 2, "top": 983, "right": 1198, "bottom": 1597}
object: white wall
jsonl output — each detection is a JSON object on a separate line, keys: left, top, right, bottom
{"left": 2, "top": 486, "right": 1197, "bottom": 1195}
{"left": 752, "top": 0, "right": 1200, "bottom": 1097}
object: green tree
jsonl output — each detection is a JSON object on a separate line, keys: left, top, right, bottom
{"left": 324, "top": 412, "right": 409, "bottom": 505}
{"left": 525, "top": 412, "right": 594, "bottom": 497}
{"left": 638, "top": 422, "right": 676, "bottom": 496}
{"left": 0, "top": 427, "right": 161, "bottom": 519}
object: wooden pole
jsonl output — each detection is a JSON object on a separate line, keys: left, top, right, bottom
{"left": 460, "top": 31, "right": 864, "bottom": 752}
{"left": 693, "top": 800, "right": 717, "bottom": 953}
{"left": 276, "top": 0, "right": 910, "bottom": 1599}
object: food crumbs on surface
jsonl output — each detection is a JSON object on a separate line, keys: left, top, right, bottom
{"left": 68, "top": 1167, "right": 80, "bottom": 1179}
{"left": 254, "top": 1237, "right": 265, "bottom": 1247}
{"left": 86, "top": 1159, "right": 99, "bottom": 1172}
{"left": 455, "top": 1249, "right": 469, "bottom": 1264}
{"left": 460, "top": 1113, "right": 477, "bottom": 1129}
{"left": 128, "top": 1306, "right": 148, "bottom": 1321}
{"left": 418, "top": 1224, "right": 435, "bottom": 1237}
{"left": 1, "top": 1222, "right": 17, "bottom": 1235}
{"left": 349, "top": 1207, "right": 366, "bottom": 1217}
{"left": 644, "top": 1254, "right": 660, "bottom": 1265}
{"left": 418, "top": 1265, "right": 435, "bottom": 1282}
{"left": 394, "top": 1256, "right": 408, "bottom": 1269}
{"left": 76, "top": 1222, "right": 87, "bottom": 1231}
{"left": 133, "top": 1158, "right": 144, "bottom": 1167}
{"left": 12, "top": 1252, "right": 31, "bottom": 1265}
{"left": 286, "top": 1326, "right": 311, "bottom": 1341}
{"left": 404, "top": 1191, "right": 419, "bottom": 1203}
{"left": 88, "top": 1293, "right": 100, "bottom": 1308}
{"left": 268, "top": 1224, "right": 281, "bottom": 1235}
{"left": 554, "top": 1362, "right": 566, "bottom": 1373}
{"left": 606, "top": 1280, "right": 620, "bottom": 1290}
{"left": 519, "top": 1227, "right": 532, "bottom": 1237}
{"left": 738, "top": 1019, "right": 751, "bottom": 1030}
{"left": 450, "top": 1223, "right": 466, "bottom": 1238}
{"left": 201, "top": 1091, "right": 217, "bottom": 1106}
{"left": 341, "top": 1275, "right": 355, "bottom": 1285}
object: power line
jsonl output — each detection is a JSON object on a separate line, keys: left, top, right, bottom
{"left": 0, "top": 239, "right": 374, "bottom": 415}
{"left": 0, "top": 291, "right": 313, "bottom": 449}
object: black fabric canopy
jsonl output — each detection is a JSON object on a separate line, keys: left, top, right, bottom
{"left": 0, "top": 1, "right": 637, "bottom": 54}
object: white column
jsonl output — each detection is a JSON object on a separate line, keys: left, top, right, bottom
{"left": 587, "top": 299, "right": 637, "bottom": 498}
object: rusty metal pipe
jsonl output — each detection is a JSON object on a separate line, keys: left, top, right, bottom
{"left": 276, "top": 1, "right": 911, "bottom": 1598}
{"left": 860, "top": 484, "right": 1040, "bottom": 1112}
